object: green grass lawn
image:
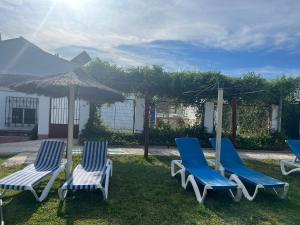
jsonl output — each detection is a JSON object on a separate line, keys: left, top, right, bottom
{"left": 0, "top": 155, "right": 299, "bottom": 225}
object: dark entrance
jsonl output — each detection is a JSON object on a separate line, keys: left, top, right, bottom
{"left": 49, "top": 97, "right": 80, "bottom": 138}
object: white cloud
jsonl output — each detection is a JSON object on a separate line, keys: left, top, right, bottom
{"left": 0, "top": 0, "right": 300, "bottom": 50}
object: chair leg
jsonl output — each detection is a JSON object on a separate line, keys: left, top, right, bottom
{"left": 102, "top": 161, "right": 112, "bottom": 201}
{"left": 171, "top": 160, "right": 183, "bottom": 177}
{"left": 0, "top": 191, "right": 6, "bottom": 199}
{"left": 58, "top": 187, "right": 68, "bottom": 201}
{"left": 0, "top": 197, "right": 4, "bottom": 225}
{"left": 229, "top": 174, "right": 264, "bottom": 201}
{"left": 30, "top": 166, "right": 66, "bottom": 202}
{"left": 273, "top": 183, "right": 289, "bottom": 199}
{"left": 228, "top": 187, "right": 242, "bottom": 202}
{"left": 183, "top": 175, "right": 212, "bottom": 203}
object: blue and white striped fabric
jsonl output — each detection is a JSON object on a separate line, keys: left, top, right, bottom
{"left": 0, "top": 141, "right": 65, "bottom": 190}
{"left": 64, "top": 141, "right": 108, "bottom": 190}
{"left": 34, "top": 141, "right": 65, "bottom": 171}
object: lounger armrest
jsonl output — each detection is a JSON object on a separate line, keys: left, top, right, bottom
{"left": 60, "top": 159, "right": 67, "bottom": 167}
{"left": 172, "top": 160, "right": 183, "bottom": 169}
{"left": 105, "top": 159, "right": 113, "bottom": 177}
{"left": 207, "top": 159, "right": 225, "bottom": 176}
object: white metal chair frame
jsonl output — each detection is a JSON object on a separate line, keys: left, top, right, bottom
{"left": 207, "top": 159, "right": 289, "bottom": 201}
{"left": 280, "top": 158, "right": 300, "bottom": 175}
{"left": 58, "top": 159, "right": 113, "bottom": 201}
{"left": 171, "top": 160, "right": 242, "bottom": 203}
{"left": 0, "top": 160, "right": 66, "bottom": 203}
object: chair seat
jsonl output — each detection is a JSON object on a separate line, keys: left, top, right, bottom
{"left": 0, "top": 164, "right": 53, "bottom": 190}
{"left": 63, "top": 165, "right": 105, "bottom": 190}
{"left": 187, "top": 167, "right": 237, "bottom": 189}
{"left": 225, "top": 165, "right": 285, "bottom": 188}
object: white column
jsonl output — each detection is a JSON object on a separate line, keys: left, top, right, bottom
{"left": 271, "top": 104, "right": 279, "bottom": 132}
{"left": 204, "top": 102, "right": 214, "bottom": 133}
{"left": 134, "top": 98, "right": 145, "bottom": 133}
{"left": 215, "top": 88, "right": 223, "bottom": 171}
{"left": 38, "top": 96, "right": 50, "bottom": 138}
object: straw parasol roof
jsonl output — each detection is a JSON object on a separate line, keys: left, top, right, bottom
{"left": 10, "top": 68, "right": 125, "bottom": 103}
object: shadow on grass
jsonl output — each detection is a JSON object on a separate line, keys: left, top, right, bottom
{"left": 2, "top": 191, "right": 42, "bottom": 225}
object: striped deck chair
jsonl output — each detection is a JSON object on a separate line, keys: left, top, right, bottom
{"left": 0, "top": 141, "right": 66, "bottom": 202}
{"left": 58, "top": 141, "right": 112, "bottom": 201}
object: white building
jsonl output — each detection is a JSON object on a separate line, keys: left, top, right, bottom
{"left": 0, "top": 36, "right": 144, "bottom": 141}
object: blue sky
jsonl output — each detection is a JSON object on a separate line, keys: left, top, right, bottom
{"left": 1, "top": 0, "right": 300, "bottom": 78}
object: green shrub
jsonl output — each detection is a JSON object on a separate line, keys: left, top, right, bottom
{"left": 80, "top": 116, "right": 287, "bottom": 150}
{"left": 234, "top": 132, "right": 287, "bottom": 150}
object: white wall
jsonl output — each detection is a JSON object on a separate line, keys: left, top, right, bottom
{"left": 0, "top": 89, "right": 50, "bottom": 134}
{"left": 0, "top": 90, "right": 7, "bottom": 129}
{"left": 79, "top": 100, "right": 90, "bottom": 132}
{"left": 37, "top": 96, "right": 50, "bottom": 136}
{"left": 100, "top": 97, "right": 145, "bottom": 133}
{"left": 134, "top": 98, "right": 145, "bottom": 132}
{"left": 204, "top": 101, "right": 214, "bottom": 133}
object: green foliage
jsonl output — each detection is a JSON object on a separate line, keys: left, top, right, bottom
{"left": 234, "top": 133, "right": 287, "bottom": 150}
{"left": 82, "top": 59, "right": 300, "bottom": 149}
{"left": 85, "top": 59, "right": 300, "bottom": 105}
{"left": 237, "top": 104, "right": 270, "bottom": 137}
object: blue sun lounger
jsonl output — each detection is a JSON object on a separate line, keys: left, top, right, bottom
{"left": 58, "top": 141, "right": 112, "bottom": 201}
{"left": 210, "top": 138, "right": 289, "bottom": 201}
{"left": 281, "top": 140, "right": 300, "bottom": 175}
{"left": 0, "top": 141, "right": 66, "bottom": 202}
{"left": 171, "top": 138, "right": 242, "bottom": 203}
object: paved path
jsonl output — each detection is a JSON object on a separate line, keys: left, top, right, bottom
{"left": 0, "top": 139, "right": 295, "bottom": 167}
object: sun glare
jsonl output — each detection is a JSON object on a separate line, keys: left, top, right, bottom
{"left": 61, "top": 0, "right": 86, "bottom": 10}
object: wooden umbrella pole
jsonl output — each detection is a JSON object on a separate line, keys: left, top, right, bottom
{"left": 66, "top": 86, "right": 75, "bottom": 178}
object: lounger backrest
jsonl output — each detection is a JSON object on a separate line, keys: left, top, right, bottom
{"left": 210, "top": 138, "right": 244, "bottom": 167}
{"left": 82, "top": 141, "right": 108, "bottom": 171}
{"left": 175, "top": 138, "right": 208, "bottom": 169}
{"left": 286, "top": 140, "right": 300, "bottom": 161}
{"left": 34, "top": 141, "right": 65, "bottom": 171}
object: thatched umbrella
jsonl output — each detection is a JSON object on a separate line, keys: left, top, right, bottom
{"left": 11, "top": 68, "right": 125, "bottom": 176}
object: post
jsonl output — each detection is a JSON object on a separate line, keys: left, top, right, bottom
{"left": 231, "top": 96, "right": 237, "bottom": 143}
{"left": 298, "top": 102, "right": 300, "bottom": 139}
{"left": 133, "top": 99, "right": 136, "bottom": 134}
{"left": 144, "top": 93, "right": 150, "bottom": 159}
{"left": 278, "top": 96, "right": 283, "bottom": 133}
{"left": 215, "top": 88, "right": 223, "bottom": 171}
{"left": 66, "top": 86, "right": 75, "bottom": 177}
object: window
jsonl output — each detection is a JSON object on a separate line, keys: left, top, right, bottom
{"left": 5, "top": 96, "right": 39, "bottom": 127}
{"left": 24, "top": 108, "right": 36, "bottom": 124}
{"left": 12, "top": 108, "right": 23, "bottom": 124}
